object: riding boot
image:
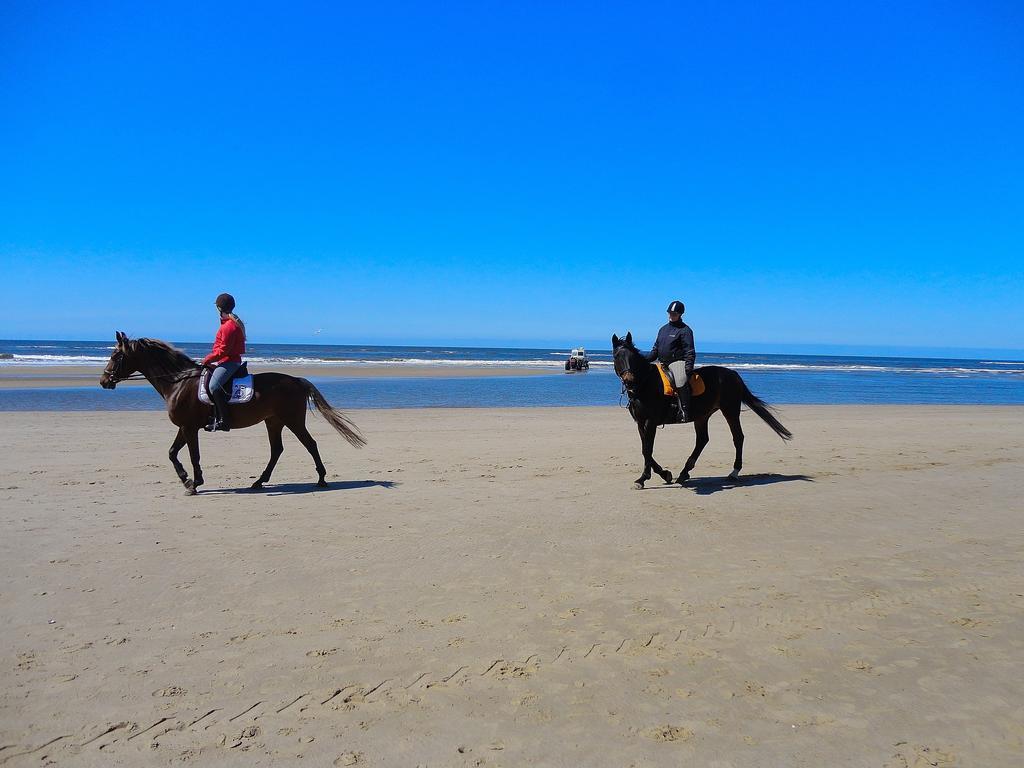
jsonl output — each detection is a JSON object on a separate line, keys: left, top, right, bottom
{"left": 676, "top": 383, "right": 692, "bottom": 423}
{"left": 203, "top": 400, "right": 219, "bottom": 432}
{"left": 208, "top": 387, "right": 232, "bottom": 432}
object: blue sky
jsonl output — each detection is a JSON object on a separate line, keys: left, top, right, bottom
{"left": 1, "top": 1, "right": 1022, "bottom": 357}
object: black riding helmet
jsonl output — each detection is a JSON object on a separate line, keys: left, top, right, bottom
{"left": 215, "top": 293, "right": 236, "bottom": 313}
{"left": 666, "top": 300, "right": 685, "bottom": 314}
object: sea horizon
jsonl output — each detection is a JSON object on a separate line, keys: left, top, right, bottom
{"left": 1, "top": 338, "right": 1023, "bottom": 410}
{"left": 3, "top": 337, "right": 1024, "bottom": 366}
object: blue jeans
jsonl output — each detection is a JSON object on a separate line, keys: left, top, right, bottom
{"left": 209, "top": 361, "right": 241, "bottom": 394}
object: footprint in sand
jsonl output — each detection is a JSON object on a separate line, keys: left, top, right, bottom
{"left": 220, "top": 725, "right": 260, "bottom": 749}
{"left": 16, "top": 652, "right": 36, "bottom": 670}
{"left": 306, "top": 648, "right": 338, "bottom": 657}
{"left": 488, "top": 660, "right": 537, "bottom": 680}
{"left": 153, "top": 685, "right": 187, "bottom": 697}
{"left": 885, "top": 743, "right": 957, "bottom": 768}
{"left": 743, "top": 681, "right": 767, "bottom": 697}
{"left": 645, "top": 725, "right": 694, "bottom": 743}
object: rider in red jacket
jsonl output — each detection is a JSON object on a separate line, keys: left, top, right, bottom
{"left": 202, "top": 313, "right": 245, "bottom": 367}
{"left": 203, "top": 293, "right": 246, "bottom": 431}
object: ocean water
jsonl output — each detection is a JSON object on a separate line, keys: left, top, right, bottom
{"left": 1, "top": 339, "right": 1023, "bottom": 410}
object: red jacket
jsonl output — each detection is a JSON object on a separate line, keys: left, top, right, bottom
{"left": 202, "top": 317, "right": 245, "bottom": 365}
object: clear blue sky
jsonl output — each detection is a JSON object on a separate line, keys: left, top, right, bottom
{"left": 2, "top": 1, "right": 1022, "bottom": 357}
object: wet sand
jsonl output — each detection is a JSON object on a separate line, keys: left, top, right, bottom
{"left": 0, "top": 365, "right": 553, "bottom": 389}
{"left": 1, "top": 405, "right": 1022, "bottom": 766}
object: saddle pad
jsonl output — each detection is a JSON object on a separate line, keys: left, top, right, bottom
{"left": 655, "top": 365, "right": 706, "bottom": 397}
{"left": 198, "top": 369, "right": 255, "bottom": 405}
{"left": 656, "top": 364, "right": 674, "bottom": 396}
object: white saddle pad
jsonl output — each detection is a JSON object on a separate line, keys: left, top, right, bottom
{"left": 198, "top": 370, "right": 255, "bottom": 405}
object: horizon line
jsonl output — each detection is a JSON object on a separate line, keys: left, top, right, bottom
{"left": 2, "top": 336, "right": 1023, "bottom": 362}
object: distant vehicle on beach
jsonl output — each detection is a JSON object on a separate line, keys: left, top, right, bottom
{"left": 564, "top": 347, "right": 590, "bottom": 372}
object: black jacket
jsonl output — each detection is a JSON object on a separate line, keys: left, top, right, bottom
{"left": 645, "top": 320, "right": 696, "bottom": 373}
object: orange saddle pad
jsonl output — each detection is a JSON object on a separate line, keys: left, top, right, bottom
{"left": 656, "top": 365, "right": 705, "bottom": 397}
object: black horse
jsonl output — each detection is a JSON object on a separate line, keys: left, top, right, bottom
{"left": 612, "top": 333, "right": 792, "bottom": 489}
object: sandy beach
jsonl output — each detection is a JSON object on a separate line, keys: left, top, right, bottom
{"left": 1, "top": 405, "right": 1022, "bottom": 766}
{"left": 0, "top": 365, "right": 554, "bottom": 390}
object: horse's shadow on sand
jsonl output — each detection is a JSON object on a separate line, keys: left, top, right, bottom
{"left": 205, "top": 479, "right": 399, "bottom": 496}
{"left": 678, "top": 473, "right": 812, "bottom": 496}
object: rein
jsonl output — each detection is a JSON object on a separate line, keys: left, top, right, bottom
{"left": 104, "top": 368, "right": 202, "bottom": 384}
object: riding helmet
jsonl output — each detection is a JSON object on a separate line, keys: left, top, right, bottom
{"left": 215, "top": 293, "right": 236, "bottom": 313}
{"left": 666, "top": 300, "right": 685, "bottom": 314}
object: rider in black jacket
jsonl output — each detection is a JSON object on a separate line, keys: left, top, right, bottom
{"left": 645, "top": 300, "right": 696, "bottom": 422}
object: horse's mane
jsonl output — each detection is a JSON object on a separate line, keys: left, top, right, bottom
{"left": 128, "top": 338, "right": 200, "bottom": 379}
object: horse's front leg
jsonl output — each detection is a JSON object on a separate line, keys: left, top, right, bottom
{"left": 185, "top": 429, "right": 203, "bottom": 492}
{"left": 634, "top": 422, "right": 670, "bottom": 489}
{"left": 168, "top": 428, "right": 193, "bottom": 494}
{"left": 649, "top": 439, "right": 674, "bottom": 485}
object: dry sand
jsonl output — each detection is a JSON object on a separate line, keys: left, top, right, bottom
{"left": 0, "top": 366, "right": 552, "bottom": 390}
{"left": 1, "top": 405, "right": 1022, "bottom": 766}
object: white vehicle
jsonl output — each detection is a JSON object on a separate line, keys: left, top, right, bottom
{"left": 564, "top": 347, "right": 590, "bottom": 372}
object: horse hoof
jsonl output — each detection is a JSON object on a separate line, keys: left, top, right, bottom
{"left": 632, "top": 482, "right": 644, "bottom": 490}
{"left": 661, "top": 472, "right": 674, "bottom": 484}
{"left": 728, "top": 470, "right": 740, "bottom": 480}
{"left": 183, "top": 480, "right": 197, "bottom": 496}
{"left": 316, "top": 480, "right": 329, "bottom": 488}
{"left": 676, "top": 474, "right": 689, "bottom": 485}
{"left": 250, "top": 481, "right": 264, "bottom": 490}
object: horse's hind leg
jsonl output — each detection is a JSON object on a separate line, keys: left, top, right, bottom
{"left": 168, "top": 428, "right": 195, "bottom": 495}
{"left": 678, "top": 419, "right": 710, "bottom": 484}
{"left": 722, "top": 405, "right": 744, "bottom": 479}
{"left": 286, "top": 419, "right": 328, "bottom": 488}
{"left": 252, "top": 418, "right": 285, "bottom": 490}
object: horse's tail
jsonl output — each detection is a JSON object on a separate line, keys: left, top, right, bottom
{"left": 737, "top": 374, "right": 793, "bottom": 441}
{"left": 300, "top": 379, "right": 367, "bottom": 448}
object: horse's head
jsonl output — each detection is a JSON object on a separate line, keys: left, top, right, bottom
{"left": 100, "top": 331, "right": 137, "bottom": 389}
{"left": 612, "top": 332, "right": 645, "bottom": 391}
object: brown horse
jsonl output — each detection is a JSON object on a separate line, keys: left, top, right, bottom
{"left": 612, "top": 332, "right": 792, "bottom": 489}
{"left": 100, "top": 332, "right": 365, "bottom": 494}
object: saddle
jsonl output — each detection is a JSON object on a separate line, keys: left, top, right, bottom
{"left": 198, "top": 363, "right": 255, "bottom": 405}
{"left": 656, "top": 364, "right": 705, "bottom": 398}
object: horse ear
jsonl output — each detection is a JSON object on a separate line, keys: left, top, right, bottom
{"left": 625, "top": 331, "right": 633, "bottom": 347}
{"left": 611, "top": 334, "right": 620, "bottom": 348}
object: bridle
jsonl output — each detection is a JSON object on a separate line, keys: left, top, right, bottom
{"left": 102, "top": 350, "right": 139, "bottom": 383}
{"left": 614, "top": 345, "right": 640, "bottom": 405}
